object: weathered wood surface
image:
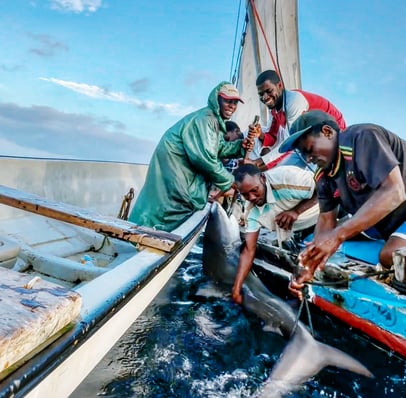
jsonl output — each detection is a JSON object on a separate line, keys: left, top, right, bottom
{"left": 0, "top": 185, "right": 181, "bottom": 253}
{"left": 0, "top": 268, "right": 82, "bottom": 373}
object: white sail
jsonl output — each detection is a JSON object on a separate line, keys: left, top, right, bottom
{"left": 232, "top": 0, "right": 301, "bottom": 131}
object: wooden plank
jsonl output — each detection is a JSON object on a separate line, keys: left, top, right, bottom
{"left": 0, "top": 185, "right": 181, "bottom": 253}
{"left": 0, "top": 268, "right": 82, "bottom": 375}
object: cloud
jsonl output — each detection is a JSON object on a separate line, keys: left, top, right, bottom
{"left": 29, "top": 33, "right": 68, "bottom": 57}
{"left": 50, "top": 0, "right": 102, "bottom": 13}
{"left": 183, "top": 71, "right": 214, "bottom": 86}
{"left": 40, "top": 77, "right": 194, "bottom": 116}
{"left": 130, "top": 78, "right": 150, "bottom": 94}
{"left": 0, "top": 102, "right": 156, "bottom": 163}
{"left": 0, "top": 137, "right": 67, "bottom": 158}
{"left": 0, "top": 64, "right": 22, "bottom": 72}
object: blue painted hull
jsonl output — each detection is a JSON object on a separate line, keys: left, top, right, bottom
{"left": 254, "top": 237, "right": 406, "bottom": 357}
{"left": 311, "top": 275, "right": 406, "bottom": 357}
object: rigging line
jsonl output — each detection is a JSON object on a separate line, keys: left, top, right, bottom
{"left": 249, "top": 0, "right": 282, "bottom": 81}
{"left": 231, "top": 7, "right": 249, "bottom": 85}
{"left": 229, "top": 0, "right": 243, "bottom": 81}
{"left": 273, "top": 0, "right": 288, "bottom": 137}
{"left": 273, "top": 0, "right": 286, "bottom": 90}
{"left": 232, "top": 34, "right": 244, "bottom": 84}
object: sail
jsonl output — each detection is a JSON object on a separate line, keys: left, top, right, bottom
{"left": 232, "top": 0, "right": 301, "bottom": 131}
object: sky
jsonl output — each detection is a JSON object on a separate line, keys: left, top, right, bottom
{"left": 0, "top": 0, "right": 404, "bottom": 164}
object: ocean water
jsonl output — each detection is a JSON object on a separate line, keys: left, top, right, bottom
{"left": 70, "top": 237, "right": 405, "bottom": 398}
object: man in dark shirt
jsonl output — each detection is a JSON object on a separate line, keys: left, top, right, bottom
{"left": 278, "top": 110, "right": 406, "bottom": 299}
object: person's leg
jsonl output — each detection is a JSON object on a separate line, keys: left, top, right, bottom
{"left": 379, "top": 222, "right": 406, "bottom": 268}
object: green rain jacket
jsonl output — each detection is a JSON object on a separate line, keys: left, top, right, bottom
{"left": 129, "top": 81, "right": 244, "bottom": 232}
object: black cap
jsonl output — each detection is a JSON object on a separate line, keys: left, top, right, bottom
{"left": 279, "top": 110, "right": 336, "bottom": 153}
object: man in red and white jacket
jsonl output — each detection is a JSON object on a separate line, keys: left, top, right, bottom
{"left": 246, "top": 69, "right": 346, "bottom": 171}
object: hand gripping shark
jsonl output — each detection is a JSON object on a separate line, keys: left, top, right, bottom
{"left": 202, "top": 202, "right": 373, "bottom": 397}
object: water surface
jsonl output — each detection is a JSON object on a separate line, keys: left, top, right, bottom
{"left": 71, "top": 238, "right": 405, "bottom": 397}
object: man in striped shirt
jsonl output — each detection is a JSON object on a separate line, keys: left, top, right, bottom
{"left": 231, "top": 163, "right": 319, "bottom": 305}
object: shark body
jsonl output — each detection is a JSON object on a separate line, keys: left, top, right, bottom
{"left": 202, "top": 202, "right": 373, "bottom": 397}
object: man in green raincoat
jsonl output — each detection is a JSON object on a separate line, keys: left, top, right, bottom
{"left": 129, "top": 81, "right": 247, "bottom": 232}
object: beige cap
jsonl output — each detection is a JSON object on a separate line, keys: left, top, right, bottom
{"left": 218, "top": 84, "right": 244, "bottom": 103}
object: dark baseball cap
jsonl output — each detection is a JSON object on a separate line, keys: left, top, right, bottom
{"left": 279, "top": 110, "right": 336, "bottom": 153}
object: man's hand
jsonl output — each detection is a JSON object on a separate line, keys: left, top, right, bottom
{"left": 208, "top": 187, "right": 235, "bottom": 203}
{"left": 275, "top": 209, "right": 299, "bottom": 230}
{"left": 248, "top": 123, "right": 262, "bottom": 140}
{"left": 242, "top": 137, "right": 255, "bottom": 151}
{"left": 289, "top": 230, "right": 342, "bottom": 300}
{"left": 208, "top": 188, "right": 219, "bottom": 203}
{"left": 232, "top": 284, "right": 243, "bottom": 305}
{"left": 288, "top": 276, "right": 305, "bottom": 301}
{"left": 288, "top": 264, "right": 315, "bottom": 300}
{"left": 241, "top": 157, "right": 256, "bottom": 166}
{"left": 299, "top": 230, "right": 342, "bottom": 272}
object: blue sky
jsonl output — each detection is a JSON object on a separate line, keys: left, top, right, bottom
{"left": 0, "top": 0, "right": 404, "bottom": 163}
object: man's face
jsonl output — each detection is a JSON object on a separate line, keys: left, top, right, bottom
{"left": 257, "top": 80, "right": 283, "bottom": 109}
{"left": 218, "top": 97, "right": 238, "bottom": 120}
{"left": 295, "top": 126, "right": 337, "bottom": 170}
{"left": 224, "top": 127, "right": 242, "bottom": 142}
{"left": 237, "top": 174, "right": 266, "bottom": 206}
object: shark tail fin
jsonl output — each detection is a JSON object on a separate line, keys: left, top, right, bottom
{"left": 321, "top": 341, "right": 374, "bottom": 378}
{"left": 267, "top": 325, "right": 373, "bottom": 392}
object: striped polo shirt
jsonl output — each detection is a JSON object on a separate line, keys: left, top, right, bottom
{"left": 245, "top": 165, "right": 319, "bottom": 234}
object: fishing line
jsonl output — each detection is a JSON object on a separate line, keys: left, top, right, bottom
{"left": 291, "top": 285, "right": 314, "bottom": 337}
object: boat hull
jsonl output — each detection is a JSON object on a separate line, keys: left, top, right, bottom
{"left": 0, "top": 156, "right": 210, "bottom": 397}
{"left": 253, "top": 240, "right": 406, "bottom": 358}
{"left": 311, "top": 280, "right": 406, "bottom": 357}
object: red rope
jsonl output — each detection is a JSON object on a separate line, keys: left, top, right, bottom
{"left": 249, "top": 0, "right": 282, "bottom": 83}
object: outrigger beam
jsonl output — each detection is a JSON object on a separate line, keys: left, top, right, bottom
{"left": 0, "top": 185, "right": 181, "bottom": 253}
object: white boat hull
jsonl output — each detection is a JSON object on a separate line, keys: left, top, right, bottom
{"left": 0, "top": 156, "right": 209, "bottom": 397}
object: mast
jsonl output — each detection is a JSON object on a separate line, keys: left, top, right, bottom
{"left": 232, "top": 0, "right": 301, "bottom": 130}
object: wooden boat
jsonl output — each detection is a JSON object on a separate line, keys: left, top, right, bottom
{"left": 0, "top": 156, "right": 210, "bottom": 397}
{"left": 231, "top": 0, "right": 406, "bottom": 359}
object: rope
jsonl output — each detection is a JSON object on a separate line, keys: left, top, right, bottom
{"left": 229, "top": 0, "right": 243, "bottom": 81}
{"left": 291, "top": 296, "right": 304, "bottom": 336}
{"left": 231, "top": 0, "right": 293, "bottom": 94}
{"left": 272, "top": 0, "right": 283, "bottom": 85}
{"left": 93, "top": 235, "right": 109, "bottom": 252}
{"left": 290, "top": 269, "right": 395, "bottom": 337}
{"left": 231, "top": 7, "right": 248, "bottom": 84}
{"left": 289, "top": 265, "right": 395, "bottom": 338}
{"left": 291, "top": 285, "right": 314, "bottom": 337}
{"left": 303, "top": 289, "right": 314, "bottom": 335}
{"left": 291, "top": 268, "right": 396, "bottom": 337}
{"left": 249, "top": 0, "right": 282, "bottom": 82}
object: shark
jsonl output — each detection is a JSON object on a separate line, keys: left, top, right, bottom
{"left": 202, "top": 201, "right": 373, "bottom": 397}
